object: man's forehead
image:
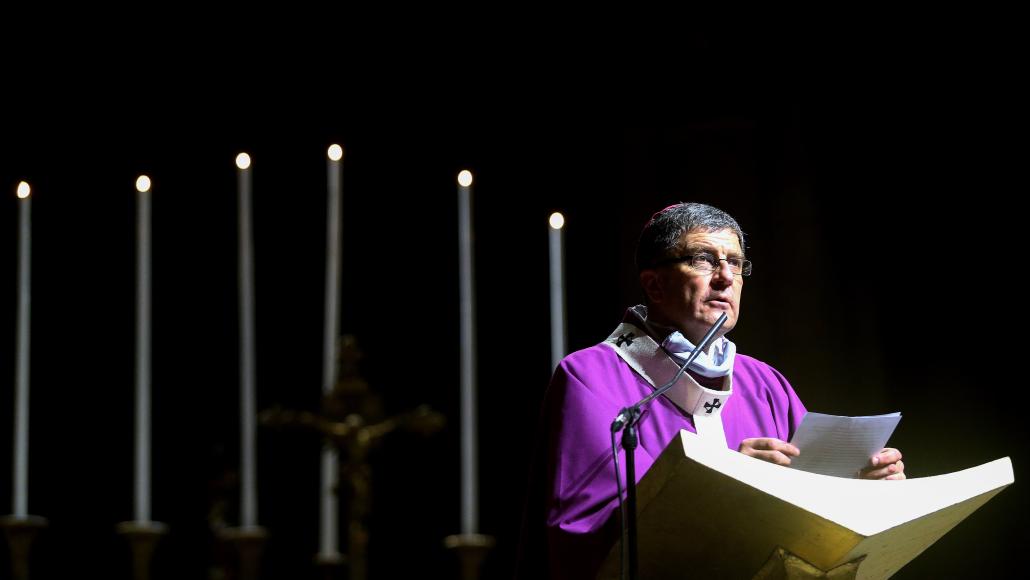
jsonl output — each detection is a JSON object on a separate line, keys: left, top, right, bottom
{"left": 679, "top": 228, "right": 743, "bottom": 252}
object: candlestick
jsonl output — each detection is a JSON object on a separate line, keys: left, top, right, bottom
{"left": 13, "top": 181, "right": 31, "bottom": 519}
{"left": 116, "top": 520, "right": 168, "bottom": 580}
{"left": 320, "top": 144, "right": 343, "bottom": 558}
{"left": 236, "top": 152, "right": 257, "bottom": 528}
{"left": 456, "top": 169, "right": 477, "bottom": 535}
{"left": 548, "top": 212, "right": 567, "bottom": 370}
{"left": 135, "top": 175, "right": 153, "bottom": 522}
{"left": 1, "top": 515, "right": 47, "bottom": 580}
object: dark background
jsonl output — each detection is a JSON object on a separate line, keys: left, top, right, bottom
{"left": 1, "top": 24, "right": 1027, "bottom": 579}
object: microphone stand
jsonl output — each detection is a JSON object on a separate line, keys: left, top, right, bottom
{"left": 610, "top": 312, "right": 727, "bottom": 580}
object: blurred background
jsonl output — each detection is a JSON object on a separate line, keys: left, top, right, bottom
{"left": 1, "top": 21, "right": 1027, "bottom": 579}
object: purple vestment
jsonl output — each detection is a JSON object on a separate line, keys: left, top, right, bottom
{"left": 516, "top": 324, "right": 807, "bottom": 579}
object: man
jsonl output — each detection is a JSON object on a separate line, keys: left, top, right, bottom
{"left": 516, "top": 202, "right": 904, "bottom": 579}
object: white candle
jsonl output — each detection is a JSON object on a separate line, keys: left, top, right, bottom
{"left": 548, "top": 212, "right": 567, "bottom": 370}
{"left": 457, "top": 169, "right": 478, "bottom": 535}
{"left": 320, "top": 144, "right": 343, "bottom": 556}
{"left": 134, "top": 175, "right": 153, "bottom": 522}
{"left": 236, "top": 152, "right": 258, "bottom": 528}
{"left": 13, "top": 181, "right": 31, "bottom": 519}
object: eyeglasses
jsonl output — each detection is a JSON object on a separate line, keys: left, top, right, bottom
{"left": 656, "top": 252, "right": 752, "bottom": 276}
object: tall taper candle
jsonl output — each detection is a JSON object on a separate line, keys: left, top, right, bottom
{"left": 457, "top": 169, "right": 478, "bottom": 535}
{"left": 320, "top": 144, "right": 344, "bottom": 557}
{"left": 236, "top": 152, "right": 258, "bottom": 528}
{"left": 548, "top": 212, "right": 567, "bottom": 370}
{"left": 134, "top": 175, "right": 153, "bottom": 522}
{"left": 13, "top": 181, "right": 31, "bottom": 519}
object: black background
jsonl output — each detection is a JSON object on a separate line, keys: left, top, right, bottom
{"left": 1, "top": 23, "right": 1027, "bottom": 579}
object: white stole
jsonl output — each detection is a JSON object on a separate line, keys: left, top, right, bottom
{"left": 602, "top": 322, "right": 732, "bottom": 447}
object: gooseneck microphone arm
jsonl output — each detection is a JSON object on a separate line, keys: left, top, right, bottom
{"left": 610, "top": 312, "right": 728, "bottom": 580}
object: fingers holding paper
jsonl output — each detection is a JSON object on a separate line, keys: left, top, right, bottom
{"left": 860, "top": 447, "right": 906, "bottom": 480}
{"left": 738, "top": 437, "right": 800, "bottom": 467}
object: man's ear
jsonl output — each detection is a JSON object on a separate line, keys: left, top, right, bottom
{"left": 639, "top": 269, "right": 664, "bottom": 303}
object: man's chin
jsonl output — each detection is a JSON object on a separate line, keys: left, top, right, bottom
{"left": 683, "top": 316, "right": 734, "bottom": 342}
{"left": 700, "top": 310, "right": 735, "bottom": 332}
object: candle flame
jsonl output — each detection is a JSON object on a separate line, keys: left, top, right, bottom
{"left": 549, "top": 212, "right": 565, "bottom": 230}
{"left": 236, "top": 152, "right": 252, "bottom": 169}
{"left": 327, "top": 144, "right": 344, "bottom": 161}
{"left": 136, "top": 175, "right": 152, "bottom": 193}
{"left": 16, "top": 181, "right": 31, "bottom": 199}
{"left": 457, "top": 170, "right": 473, "bottom": 187}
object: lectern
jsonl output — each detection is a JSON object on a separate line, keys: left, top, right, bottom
{"left": 597, "top": 430, "right": 1013, "bottom": 579}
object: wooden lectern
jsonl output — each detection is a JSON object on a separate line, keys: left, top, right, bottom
{"left": 596, "top": 430, "right": 1013, "bottom": 579}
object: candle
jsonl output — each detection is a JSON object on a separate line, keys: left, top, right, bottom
{"left": 236, "top": 152, "right": 257, "bottom": 528}
{"left": 456, "top": 169, "right": 478, "bottom": 535}
{"left": 320, "top": 144, "right": 343, "bottom": 556}
{"left": 548, "top": 212, "right": 567, "bottom": 370}
{"left": 134, "top": 175, "right": 153, "bottom": 522}
{"left": 13, "top": 181, "right": 31, "bottom": 519}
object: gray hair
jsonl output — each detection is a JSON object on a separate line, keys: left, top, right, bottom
{"left": 634, "top": 202, "right": 746, "bottom": 271}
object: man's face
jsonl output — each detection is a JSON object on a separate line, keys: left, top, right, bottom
{"left": 640, "top": 228, "right": 744, "bottom": 345}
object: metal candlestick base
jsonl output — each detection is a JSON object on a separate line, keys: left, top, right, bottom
{"left": 314, "top": 551, "right": 346, "bottom": 580}
{"left": 219, "top": 526, "right": 268, "bottom": 580}
{"left": 116, "top": 520, "right": 169, "bottom": 580}
{"left": 444, "top": 533, "right": 495, "bottom": 580}
{"left": 0, "top": 515, "right": 48, "bottom": 580}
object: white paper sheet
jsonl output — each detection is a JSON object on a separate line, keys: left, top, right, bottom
{"left": 788, "top": 412, "right": 901, "bottom": 478}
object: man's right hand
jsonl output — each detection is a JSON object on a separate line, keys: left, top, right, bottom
{"left": 737, "top": 437, "right": 800, "bottom": 466}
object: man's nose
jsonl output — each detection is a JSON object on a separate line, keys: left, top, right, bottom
{"left": 711, "top": 260, "right": 735, "bottom": 285}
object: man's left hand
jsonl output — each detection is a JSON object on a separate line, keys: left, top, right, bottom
{"left": 860, "top": 448, "right": 905, "bottom": 480}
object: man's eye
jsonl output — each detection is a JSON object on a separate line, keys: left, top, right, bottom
{"left": 726, "top": 257, "right": 744, "bottom": 269}
{"left": 692, "top": 253, "right": 718, "bottom": 268}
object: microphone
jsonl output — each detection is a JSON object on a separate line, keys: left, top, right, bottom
{"left": 610, "top": 312, "right": 728, "bottom": 433}
{"left": 610, "top": 311, "right": 728, "bottom": 580}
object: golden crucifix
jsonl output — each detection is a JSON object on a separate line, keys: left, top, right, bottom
{"left": 260, "top": 334, "right": 444, "bottom": 580}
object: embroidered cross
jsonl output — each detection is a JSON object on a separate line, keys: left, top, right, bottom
{"left": 703, "top": 399, "right": 722, "bottom": 414}
{"left": 615, "top": 332, "right": 636, "bottom": 347}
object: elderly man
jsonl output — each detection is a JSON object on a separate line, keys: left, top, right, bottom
{"left": 517, "top": 202, "right": 904, "bottom": 579}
